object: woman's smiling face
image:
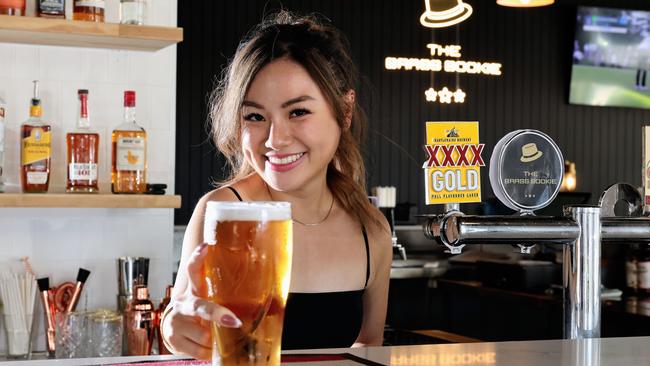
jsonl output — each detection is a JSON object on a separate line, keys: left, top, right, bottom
{"left": 240, "top": 58, "right": 342, "bottom": 192}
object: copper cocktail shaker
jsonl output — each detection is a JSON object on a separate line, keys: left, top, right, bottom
{"left": 117, "top": 257, "right": 149, "bottom": 312}
{"left": 156, "top": 285, "right": 173, "bottom": 354}
{"left": 124, "top": 285, "right": 155, "bottom": 355}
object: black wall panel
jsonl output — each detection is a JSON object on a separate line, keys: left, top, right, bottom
{"left": 176, "top": 0, "right": 650, "bottom": 224}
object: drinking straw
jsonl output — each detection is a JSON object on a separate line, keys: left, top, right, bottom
{"left": 0, "top": 270, "right": 37, "bottom": 356}
{"left": 27, "top": 273, "right": 36, "bottom": 332}
{"left": 20, "top": 257, "right": 36, "bottom": 277}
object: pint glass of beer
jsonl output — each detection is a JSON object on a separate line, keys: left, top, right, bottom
{"left": 202, "top": 201, "right": 293, "bottom": 366}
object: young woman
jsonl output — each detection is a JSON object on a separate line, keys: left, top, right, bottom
{"left": 161, "top": 11, "right": 392, "bottom": 360}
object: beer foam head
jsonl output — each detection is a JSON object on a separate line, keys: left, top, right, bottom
{"left": 203, "top": 201, "right": 291, "bottom": 244}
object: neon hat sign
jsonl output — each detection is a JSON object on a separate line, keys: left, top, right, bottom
{"left": 420, "top": 0, "right": 473, "bottom": 28}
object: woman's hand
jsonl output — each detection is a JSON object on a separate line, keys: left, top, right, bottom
{"left": 161, "top": 243, "right": 242, "bottom": 360}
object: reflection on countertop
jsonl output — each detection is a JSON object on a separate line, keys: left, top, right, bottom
{"left": 10, "top": 337, "right": 650, "bottom": 366}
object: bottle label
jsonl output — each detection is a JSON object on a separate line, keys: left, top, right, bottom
{"left": 69, "top": 163, "right": 98, "bottom": 181}
{"left": 27, "top": 171, "right": 48, "bottom": 185}
{"left": 75, "top": 0, "right": 105, "bottom": 8}
{"left": 116, "top": 137, "right": 145, "bottom": 171}
{"left": 639, "top": 261, "right": 650, "bottom": 290}
{"left": 22, "top": 128, "right": 51, "bottom": 166}
{"left": 1, "top": 0, "right": 25, "bottom": 8}
{"left": 39, "top": 0, "right": 65, "bottom": 12}
{"left": 626, "top": 260, "right": 638, "bottom": 289}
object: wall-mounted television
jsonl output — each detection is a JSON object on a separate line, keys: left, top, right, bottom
{"left": 570, "top": 6, "right": 650, "bottom": 109}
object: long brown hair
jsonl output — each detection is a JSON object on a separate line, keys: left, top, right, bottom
{"left": 210, "top": 11, "right": 382, "bottom": 230}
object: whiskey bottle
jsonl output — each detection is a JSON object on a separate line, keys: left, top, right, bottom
{"left": 112, "top": 90, "right": 146, "bottom": 193}
{"left": 67, "top": 89, "right": 99, "bottom": 193}
{"left": 73, "top": 0, "right": 104, "bottom": 22}
{"left": 0, "top": 0, "right": 26, "bottom": 15}
{"left": 37, "top": 0, "right": 65, "bottom": 18}
{"left": 21, "top": 81, "right": 51, "bottom": 193}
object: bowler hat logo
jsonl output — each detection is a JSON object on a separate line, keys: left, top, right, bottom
{"left": 520, "top": 143, "right": 543, "bottom": 163}
{"left": 421, "top": 0, "right": 473, "bottom": 28}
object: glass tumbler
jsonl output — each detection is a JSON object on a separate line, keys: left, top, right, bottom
{"left": 89, "top": 310, "right": 123, "bottom": 357}
{"left": 120, "top": 0, "right": 146, "bottom": 25}
{"left": 2, "top": 312, "right": 33, "bottom": 359}
{"left": 55, "top": 312, "right": 89, "bottom": 359}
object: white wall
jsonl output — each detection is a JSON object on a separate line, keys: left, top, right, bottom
{"left": 0, "top": 0, "right": 178, "bottom": 354}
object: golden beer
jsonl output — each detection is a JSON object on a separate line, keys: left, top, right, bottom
{"left": 202, "top": 202, "right": 292, "bottom": 366}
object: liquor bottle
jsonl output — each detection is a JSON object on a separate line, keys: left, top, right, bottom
{"left": 112, "top": 90, "right": 146, "bottom": 193}
{"left": 73, "top": 0, "right": 104, "bottom": 22}
{"left": 21, "top": 81, "right": 51, "bottom": 193}
{"left": 638, "top": 244, "right": 650, "bottom": 297}
{"left": 626, "top": 244, "right": 639, "bottom": 295}
{"left": 37, "top": 0, "right": 65, "bottom": 18}
{"left": 66, "top": 90, "right": 99, "bottom": 193}
{"left": 124, "top": 285, "right": 154, "bottom": 356}
{"left": 0, "top": 96, "right": 5, "bottom": 193}
{"left": 120, "top": 0, "right": 145, "bottom": 25}
{"left": 0, "top": 0, "right": 26, "bottom": 15}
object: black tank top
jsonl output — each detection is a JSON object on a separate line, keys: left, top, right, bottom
{"left": 225, "top": 186, "right": 369, "bottom": 349}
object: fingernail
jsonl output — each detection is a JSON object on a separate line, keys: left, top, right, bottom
{"left": 219, "top": 314, "right": 242, "bottom": 328}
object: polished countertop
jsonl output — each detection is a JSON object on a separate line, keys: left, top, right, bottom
{"left": 4, "top": 336, "right": 650, "bottom": 365}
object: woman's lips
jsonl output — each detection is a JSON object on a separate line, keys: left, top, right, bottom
{"left": 265, "top": 152, "right": 306, "bottom": 172}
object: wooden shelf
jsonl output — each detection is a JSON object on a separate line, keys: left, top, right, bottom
{"left": 0, "top": 15, "right": 182, "bottom": 51}
{"left": 0, "top": 194, "right": 181, "bottom": 208}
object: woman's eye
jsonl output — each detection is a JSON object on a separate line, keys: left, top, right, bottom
{"left": 290, "top": 108, "right": 310, "bottom": 118}
{"left": 243, "top": 113, "right": 265, "bottom": 122}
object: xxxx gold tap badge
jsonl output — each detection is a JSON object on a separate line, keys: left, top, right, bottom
{"left": 423, "top": 121, "right": 484, "bottom": 205}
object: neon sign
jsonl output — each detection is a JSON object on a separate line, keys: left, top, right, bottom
{"left": 385, "top": 43, "right": 503, "bottom": 104}
{"left": 384, "top": 1, "right": 503, "bottom": 104}
{"left": 420, "top": 0, "right": 473, "bottom": 29}
{"left": 425, "top": 87, "right": 466, "bottom": 104}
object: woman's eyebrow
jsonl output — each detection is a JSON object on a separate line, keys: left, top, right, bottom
{"left": 242, "top": 100, "right": 265, "bottom": 109}
{"left": 281, "top": 95, "right": 315, "bottom": 108}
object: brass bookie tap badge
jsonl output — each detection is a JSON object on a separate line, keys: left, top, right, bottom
{"left": 423, "top": 121, "right": 485, "bottom": 205}
{"left": 489, "top": 130, "right": 564, "bottom": 212}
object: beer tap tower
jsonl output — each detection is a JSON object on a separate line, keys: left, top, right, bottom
{"left": 422, "top": 130, "right": 650, "bottom": 340}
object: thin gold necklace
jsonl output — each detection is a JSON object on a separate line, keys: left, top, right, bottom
{"left": 266, "top": 184, "right": 334, "bottom": 226}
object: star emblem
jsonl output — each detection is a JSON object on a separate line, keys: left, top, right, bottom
{"left": 453, "top": 89, "right": 466, "bottom": 103}
{"left": 425, "top": 88, "right": 437, "bottom": 102}
{"left": 438, "top": 87, "right": 453, "bottom": 104}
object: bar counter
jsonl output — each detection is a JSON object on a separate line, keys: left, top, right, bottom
{"left": 4, "top": 336, "right": 650, "bottom": 365}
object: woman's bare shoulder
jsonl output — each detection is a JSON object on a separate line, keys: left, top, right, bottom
{"left": 188, "top": 185, "right": 244, "bottom": 223}
{"left": 200, "top": 186, "right": 241, "bottom": 204}
{"left": 365, "top": 207, "right": 392, "bottom": 252}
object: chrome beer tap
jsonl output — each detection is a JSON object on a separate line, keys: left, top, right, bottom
{"left": 421, "top": 130, "right": 650, "bottom": 340}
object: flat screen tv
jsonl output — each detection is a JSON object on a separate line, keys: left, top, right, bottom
{"left": 570, "top": 6, "right": 650, "bottom": 109}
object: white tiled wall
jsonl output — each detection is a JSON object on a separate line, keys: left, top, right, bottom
{"left": 0, "top": 0, "right": 178, "bottom": 354}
